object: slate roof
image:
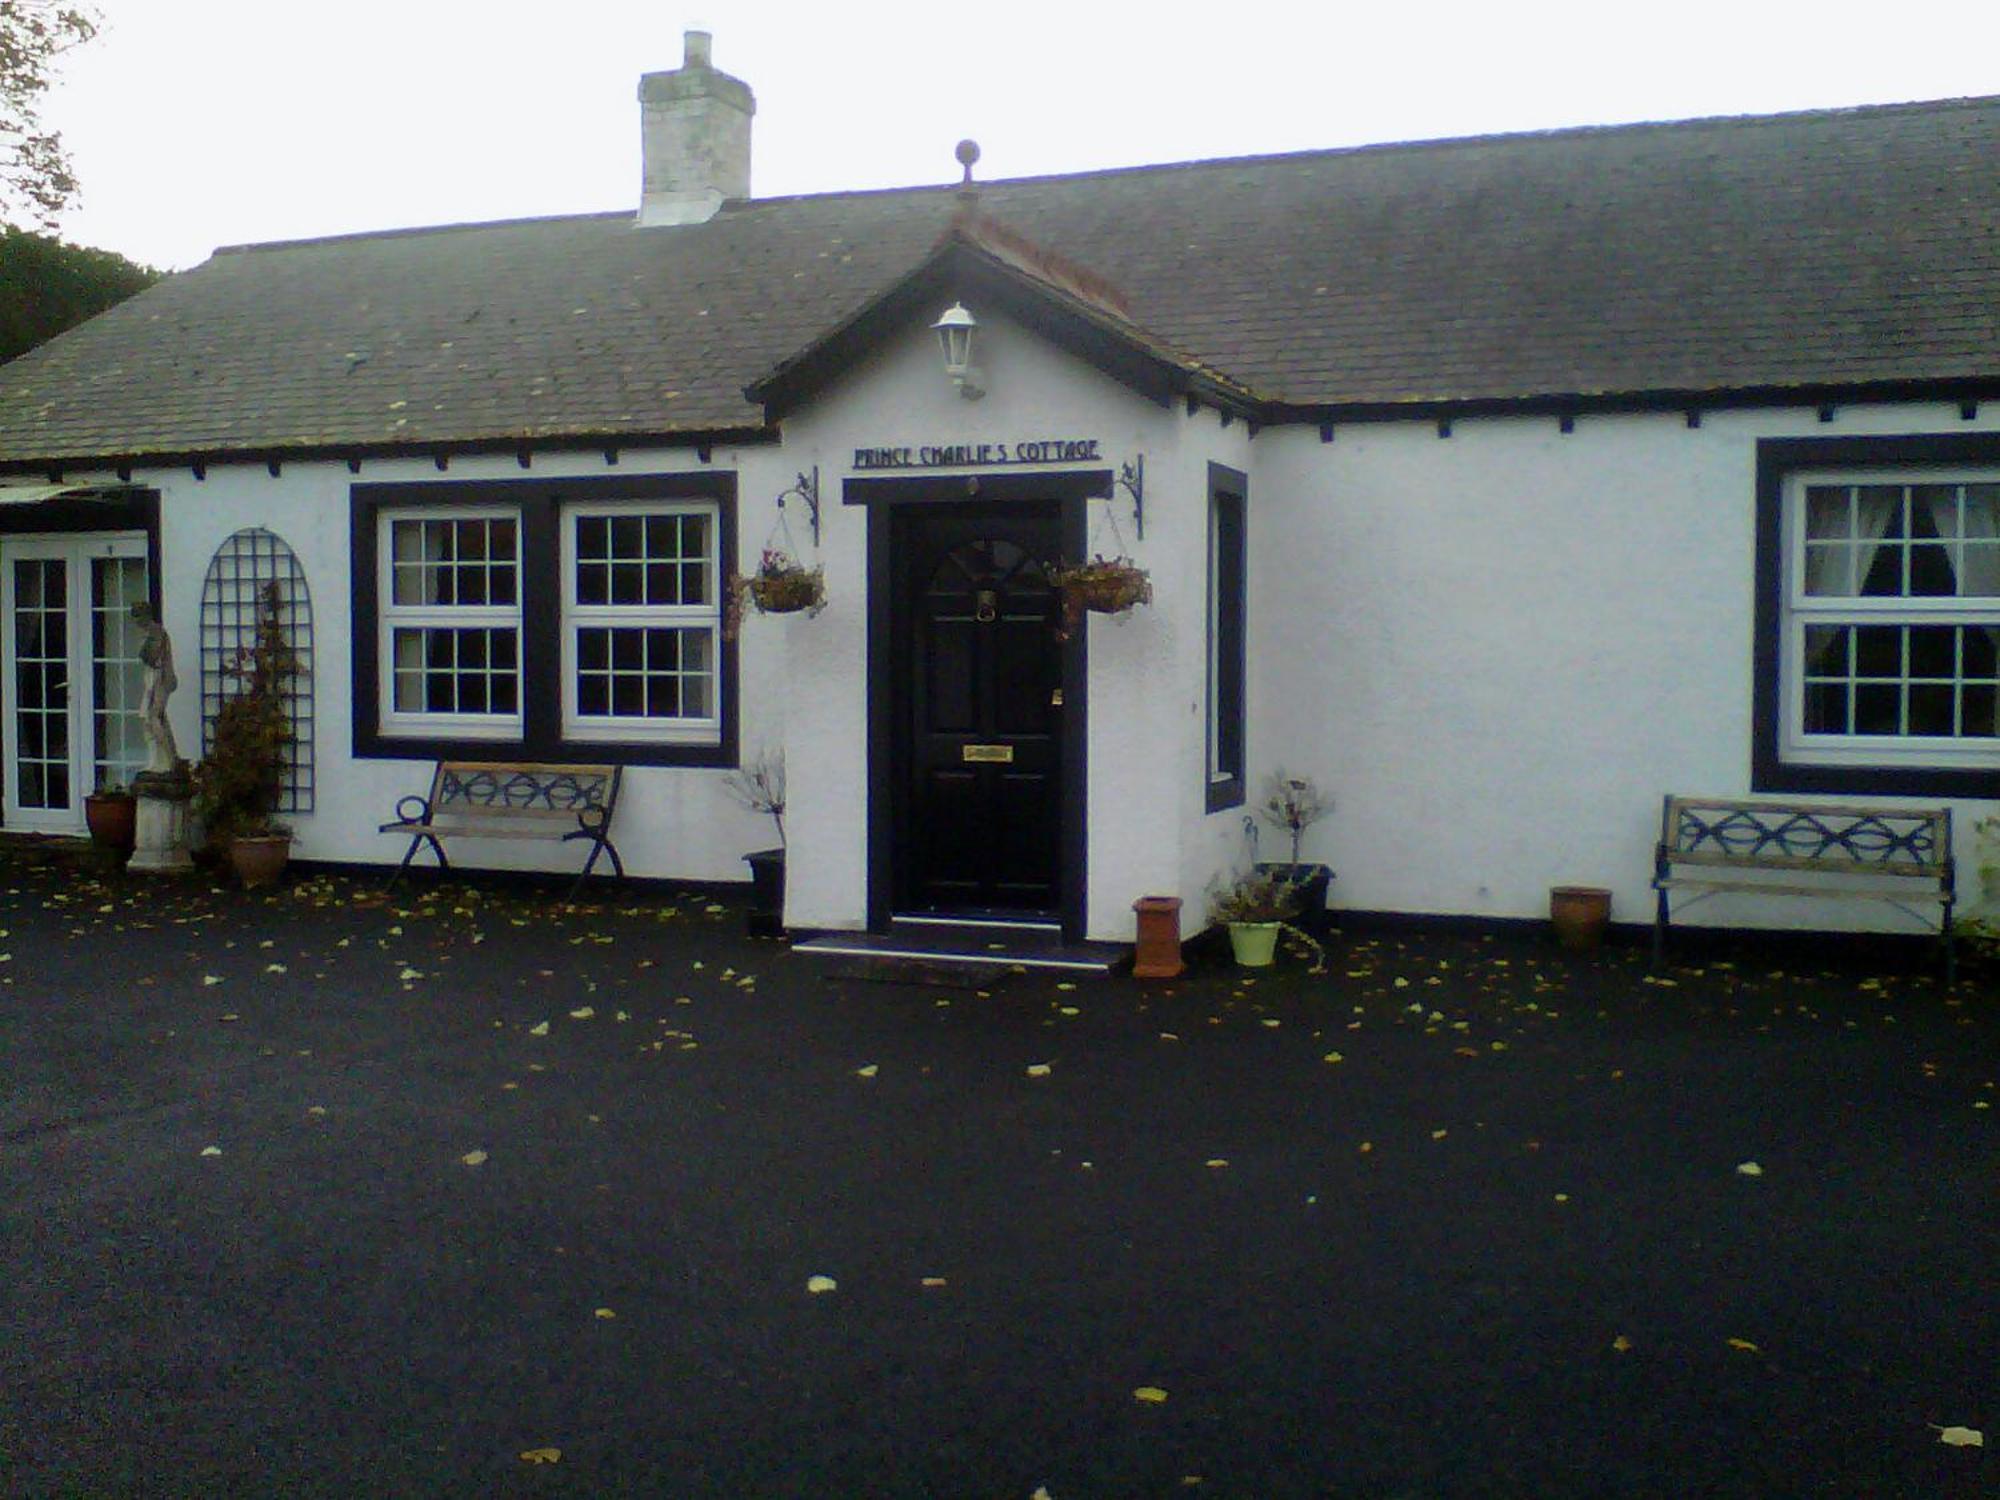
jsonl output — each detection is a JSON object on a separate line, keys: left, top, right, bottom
{"left": 4, "top": 93, "right": 2000, "bottom": 466}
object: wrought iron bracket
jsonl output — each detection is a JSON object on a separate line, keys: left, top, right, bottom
{"left": 778, "top": 466, "right": 821, "bottom": 547}
{"left": 1117, "top": 456, "right": 1145, "bottom": 540}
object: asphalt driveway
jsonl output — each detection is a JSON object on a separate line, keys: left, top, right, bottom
{"left": 2, "top": 849, "right": 1993, "bottom": 1497}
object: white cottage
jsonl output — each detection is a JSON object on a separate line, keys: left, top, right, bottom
{"left": 3, "top": 32, "right": 1998, "bottom": 956}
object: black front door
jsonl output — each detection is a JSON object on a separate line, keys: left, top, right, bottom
{"left": 892, "top": 504, "right": 1064, "bottom": 914}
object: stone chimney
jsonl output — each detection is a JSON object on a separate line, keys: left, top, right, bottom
{"left": 637, "top": 30, "right": 755, "bottom": 227}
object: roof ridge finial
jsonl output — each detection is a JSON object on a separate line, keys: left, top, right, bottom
{"left": 955, "top": 139, "right": 981, "bottom": 200}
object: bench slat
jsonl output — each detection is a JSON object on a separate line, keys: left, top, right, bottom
{"left": 1657, "top": 878, "right": 1950, "bottom": 902}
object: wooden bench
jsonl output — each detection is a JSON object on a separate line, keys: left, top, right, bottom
{"left": 1652, "top": 796, "right": 1955, "bottom": 979}
{"left": 381, "top": 761, "right": 625, "bottom": 898}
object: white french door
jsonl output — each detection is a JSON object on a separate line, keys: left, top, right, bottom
{"left": 0, "top": 535, "right": 150, "bottom": 832}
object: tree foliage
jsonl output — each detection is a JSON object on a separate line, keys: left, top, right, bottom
{"left": 2, "top": 1, "right": 97, "bottom": 230}
{"left": 0, "top": 225, "right": 156, "bottom": 362}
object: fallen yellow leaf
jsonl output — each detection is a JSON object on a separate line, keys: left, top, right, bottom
{"left": 920, "top": 1277, "right": 948, "bottom": 1288}
{"left": 460, "top": 1149, "right": 488, "bottom": 1167}
{"left": 806, "top": 1275, "right": 837, "bottom": 1294}
{"left": 528, "top": 1021, "right": 549, "bottom": 1036}
{"left": 1727, "top": 1338, "right": 1760, "bottom": 1353}
{"left": 1204, "top": 1158, "right": 1228, "bottom": 1169}
{"left": 518, "top": 1447, "right": 561, "bottom": 1465}
{"left": 855, "top": 1064, "right": 879, "bottom": 1078}
{"left": 1611, "top": 1335, "right": 1632, "bottom": 1353}
{"left": 1134, "top": 1386, "right": 1168, "bottom": 1403}
{"left": 569, "top": 1006, "right": 595, "bottom": 1019}
{"left": 594, "top": 1307, "right": 616, "bottom": 1320}
{"left": 1938, "top": 1426, "right": 1983, "bottom": 1447}
{"left": 1025, "top": 1063, "right": 1052, "bottom": 1077}
{"left": 1736, "top": 1161, "right": 1764, "bottom": 1177}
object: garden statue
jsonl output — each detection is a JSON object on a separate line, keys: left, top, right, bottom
{"left": 133, "top": 601, "right": 181, "bottom": 772}
{"left": 127, "top": 601, "right": 193, "bottom": 873}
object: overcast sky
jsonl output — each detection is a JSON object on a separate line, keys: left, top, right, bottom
{"left": 38, "top": 0, "right": 2000, "bottom": 270}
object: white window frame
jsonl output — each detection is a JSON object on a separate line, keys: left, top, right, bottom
{"left": 1780, "top": 467, "right": 2000, "bottom": 772}
{"left": 377, "top": 505, "right": 524, "bottom": 741}
{"left": 559, "top": 499, "right": 723, "bottom": 745}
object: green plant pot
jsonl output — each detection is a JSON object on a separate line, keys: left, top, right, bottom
{"left": 1228, "top": 920, "right": 1282, "bottom": 967}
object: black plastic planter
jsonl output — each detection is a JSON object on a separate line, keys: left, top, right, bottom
{"left": 1257, "top": 861, "right": 1334, "bottom": 934}
{"left": 743, "top": 847, "right": 786, "bottom": 937}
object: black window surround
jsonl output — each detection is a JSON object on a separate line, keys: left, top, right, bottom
{"left": 1754, "top": 432, "right": 2000, "bottom": 798}
{"left": 1206, "top": 462, "right": 1248, "bottom": 813}
{"left": 350, "top": 471, "right": 738, "bottom": 766}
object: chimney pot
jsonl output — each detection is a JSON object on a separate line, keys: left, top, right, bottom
{"left": 684, "top": 29, "right": 712, "bottom": 68}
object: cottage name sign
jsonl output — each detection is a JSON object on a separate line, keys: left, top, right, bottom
{"left": 852, "top": 439, "right": 1102, "bottom": 470}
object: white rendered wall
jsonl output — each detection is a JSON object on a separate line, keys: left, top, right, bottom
{"left": 1250, "top": 402, "right": 2000, "bottom": 933}
{"left": 109, "top": 445, "right": 792, "bottom": 881}
{"left": 770, "top": 312, "right": 1237, "bottom": 940}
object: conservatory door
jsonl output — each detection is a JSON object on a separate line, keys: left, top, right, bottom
{"left": 0, "top": 535, "right": 150, "bottom": 832}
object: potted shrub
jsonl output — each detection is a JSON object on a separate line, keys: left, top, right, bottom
{"left": 1051, "top": 555, "right": 1151, "bottom": 641}
{"left": 85, "top": 782, "right": 137, "bottom": 856}
{"left": 193, "top": 581, "right": 298, "bottom": 887}
{"left": 1257, "top": 772, "right": 1334, "bottom": 931}
{"left": 724, "top": 549, "right": 825, "bottom": 640}
{"left": 1210, "top": 869, "right": 1301, "bottom": 967}
{"left": 724, "top": 749, "right": 786, "bottom": 937}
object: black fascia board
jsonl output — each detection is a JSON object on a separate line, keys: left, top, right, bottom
{"left": 1270, "top": 375, "right": 2000, "bottom": 429}
{"left": 0, "top": 425, "right": 779, "bottom": 480}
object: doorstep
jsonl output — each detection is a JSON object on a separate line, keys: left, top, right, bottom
{"left": 791, "top": 914, "right": 1129, "bottom": 981}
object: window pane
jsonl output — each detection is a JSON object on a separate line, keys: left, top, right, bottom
{"left": 1855, "top": 682, "right": 1901, "bottom": 734}
{"left": 1854, "top": 626, "right": 1900, "bottom": 677}
{"left": 1805, "top": 487, "right": 1850, "bottom": 539}
{"left": 1909, "top": 684, "right": 1955, "bottom": 736}
{"left": 1803, "top": 680, "right": 1849, "bottom": 734}
{"left": 578, "top": 563, "right": 608, "bottom": 607}
{"left": 1964, "top": 683, "right": 1998, "bottom": 737}
{"left": 1804, "top": 624, "right": 1849, "bottom": 673}
{"left": 1910, "top": 543, "right": 1954, "bottom": 597}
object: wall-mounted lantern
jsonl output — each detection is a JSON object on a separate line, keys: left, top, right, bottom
{"left": 931, "top": 302, "right": 985, "bottom": 400}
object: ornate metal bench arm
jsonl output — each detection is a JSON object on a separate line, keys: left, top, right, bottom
{"left": 395, "top": 794, "right": 433, "bottom": 825}
{"left": 575, "top": 803, "right": 610, "bottom": 835}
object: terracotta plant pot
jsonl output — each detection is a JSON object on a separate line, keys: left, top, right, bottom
{"left": 1550, "top": 885, "right": 1612, "bottom": 950}
{"left": 1227, "top": 920, "right": 1282, "bottom": 967}
{"left": 85, "top": 791, "right": 138, "bottom": 854}
{"left": 1132, "top": 895, "right": 1186, "bottom": 979}
{"left": 227, "top": 833, "right": 293, "bottom": 888}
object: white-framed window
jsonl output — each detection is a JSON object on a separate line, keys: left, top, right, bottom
{"left": 560, "top": 501, "right": 721, "bottom": 743}
{"left": 1780, "top": 470, "right": 2000, "bottom": 771}
{"left": 378, "top": 507, "right": 523, "bottom": 739}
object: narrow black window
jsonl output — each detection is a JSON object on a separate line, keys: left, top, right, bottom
{"left": 1206, "top": 463, "right": 1247, "bottom": 812}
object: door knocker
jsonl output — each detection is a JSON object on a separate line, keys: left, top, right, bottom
{"left": 974, "top": 588, "right": 998, "bottom": 624}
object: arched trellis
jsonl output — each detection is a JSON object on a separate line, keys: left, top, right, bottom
{"left": 199, "top": 528, "right": 315, "bottom": 814}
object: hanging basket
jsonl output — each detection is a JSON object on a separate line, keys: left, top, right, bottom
{"left": 1051, "top": 556, "right": 1151, "bottom": 640}
{"left": 746, "top": 567, "right": 824, "bottom": 614}
{"left": 724, "top": 552, "right": 826, "bottom": 640}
